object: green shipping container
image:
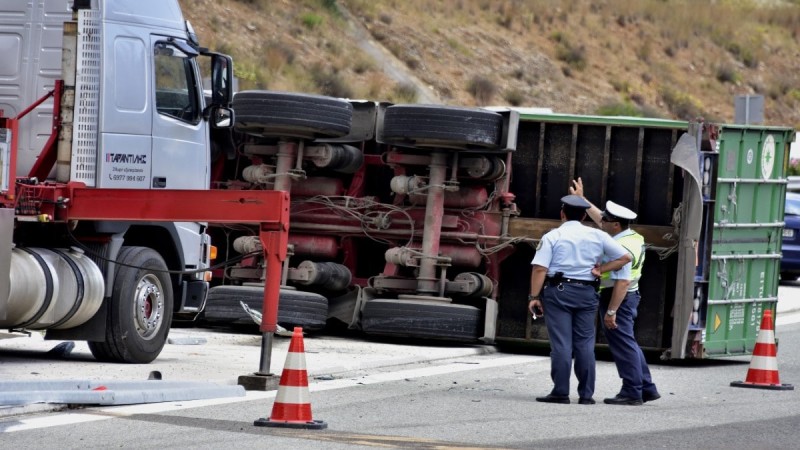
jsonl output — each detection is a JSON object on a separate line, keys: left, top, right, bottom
{"left": 699, "top": 125, "right": 793, "bottom": 357}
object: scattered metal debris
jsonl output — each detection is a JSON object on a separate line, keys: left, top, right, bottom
{"left": 167, "top": 337, "right": 208, "bottom": 345}
{"left": 240, "top": 301, "right": 294, "bottom": 337}
{"left": 46, "top": 342, "right": 75, "bottom": 358}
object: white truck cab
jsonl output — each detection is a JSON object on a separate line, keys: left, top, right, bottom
{"left": 0, "top": 0, "right": 234, "bottom": 363}
{"left": 2, "top": 0, "right": 231, "bottom": 189}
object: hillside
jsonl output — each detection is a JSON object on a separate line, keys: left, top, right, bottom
{"left": 180, "top": 0, "right": 800, "bottom": 127}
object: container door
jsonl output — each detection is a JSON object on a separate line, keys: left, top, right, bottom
{"left": 702, "top": 126, "right": 793, "bottom": 357}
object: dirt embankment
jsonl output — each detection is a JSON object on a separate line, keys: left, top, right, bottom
{"left": 182, "top": 0, "right": 800, "bottom": 126}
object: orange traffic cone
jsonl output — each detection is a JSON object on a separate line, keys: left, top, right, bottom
{"left": 254, "top": 327, "right": 328, "bottom": 429}
{"left": 731, "top": 309, "right": 793, "bottom": 390}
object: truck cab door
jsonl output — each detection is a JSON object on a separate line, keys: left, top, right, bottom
{"left": 150, "top": 38, "right": 208, "bottom": 190}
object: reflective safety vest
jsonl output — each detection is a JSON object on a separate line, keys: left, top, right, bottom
{"left": 600, "top": 230, "right": 645, "bottom": 291}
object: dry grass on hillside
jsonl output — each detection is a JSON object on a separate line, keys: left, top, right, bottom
{"left": 181, "top": 0, "right": 800, "bottom": 126}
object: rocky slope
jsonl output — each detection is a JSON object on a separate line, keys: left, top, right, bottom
{"left": 180, "top": 0, "right": 800, "bottom": 127}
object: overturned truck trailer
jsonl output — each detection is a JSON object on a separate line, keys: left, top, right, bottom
{"left": 499, "top": 113, "right": 791, "bottom": 359}
{"left": 206, "top": 92, "right": 793, "bottom": 360}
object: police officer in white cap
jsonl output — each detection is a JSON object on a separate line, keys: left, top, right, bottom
{"left": 569, "top": 177, "right": 661, "bottom": 406}
{"left": 528, "top": 194, "right": 631, "bottom": 405}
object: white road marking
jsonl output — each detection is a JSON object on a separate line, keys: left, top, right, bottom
{"left": 1, "top": 354, "right": 543, "bottom": 433}
{"left": 8, "top": 308, "right": 799, "bottom": 434}
{"left": 776, "top": 310, "right": 800, "bottom": 326}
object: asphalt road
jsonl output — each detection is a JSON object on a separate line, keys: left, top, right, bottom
{"left": 2, "top": 317, "right": 799, "bottom": 448}
{"left": 2, "top": 283, "right": 799, "bottom": 448}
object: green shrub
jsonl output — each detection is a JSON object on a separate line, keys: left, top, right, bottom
{"left": 636, "top": 40, "right": 652, "bottom": 62}
{"left": 610, "top": 79, "right": 630, "bottom": 94}
{"left": 301, "top": 13, "right": 324, "bottom": 29}
{"left": 595, "top": 101, "right": 642, "bottom": 117}
{"left": 715, "top": 64, "right": 739, "bottom": 84}
{"left": 320, "top": 0, "right": 338, "bottom": 13}
{"left": 466, "top": 75, "right": 497, "bottom": 105}
{"left": 234, "top": 0, "right": 270, "bottom": 11}
{"left": 659, "top": 86, "right": 702, "bottom": 120}
{"left": 392, "top": 82, "right": 418, "bottom": 103}
{"left": 264, "top": 41, "right": 295, "bottom": 73}
{"left": 234, "top": 62, "right": 270, "bottom": 90}
{"left": 510, "top": 68, "right": 525, "bottom": 80}
{"left": 726, "top": 41, "right": 759, "bottom": 68}
{"left": 446, "top": 38, "right": 472, "bottom": 57}
{"left": 768, "top": 76, "right": 792, "bottom": 100}
{"left": 504, "top": 88, "right": 525, "bottom": 106}
{"left": 352, "top": 56, "right": 375, "bottom": 74}
{"left": 310, "top": 65, "right": 353, "bottom": 98}
{"left": 554, "top": 35, "right": 587, "bottom": 71}
{"left": 549, "top": 31, "right": 565, "bottom": 43}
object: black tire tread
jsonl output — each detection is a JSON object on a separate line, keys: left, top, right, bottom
{"left": 361, "top": 299, "right": 480, "bottom": 341}
{"left": 382, "top": 104, "right": 503, "bottom": 150}
{"left": 233, "top": 90, "right": 352, "bottom": 138}
{"left": 88, "top": 247, "right": 137, "bottom": 363}
{"left": 203, "top": 286, "right": 328, "bottom": 331}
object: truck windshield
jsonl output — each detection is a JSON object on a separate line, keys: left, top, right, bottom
{"left": 154, "top": 42, "right": 199, "bottom": 123}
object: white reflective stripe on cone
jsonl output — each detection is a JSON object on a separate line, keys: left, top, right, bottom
{"left": 275, "top": 385, "right": 311, "bottom": 404}
{"left": 756, "top": 330, "right": 775, "bottom": 344}
{"left": 749, "top": 355, "right": 779, "bottom": 371}
{"left": 283, "top": 352, "right": 308, "bottom": 371}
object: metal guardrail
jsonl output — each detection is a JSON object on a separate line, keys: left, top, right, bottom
{"left": 0, "top": 380, "right": 245, "bottom": 406}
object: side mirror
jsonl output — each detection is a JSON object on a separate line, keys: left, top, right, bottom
{"left": 210, "top": 54, "right": 233, "bottom": 106}
{"left": 210, "top": 106, "right": 234, "bottom": 129}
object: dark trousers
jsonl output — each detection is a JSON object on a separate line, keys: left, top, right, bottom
{"left": 542, "top": 282, "right": 599, "bottom": 399}
{"left": 599, "top": 290, "right": 658, "bottom": 399}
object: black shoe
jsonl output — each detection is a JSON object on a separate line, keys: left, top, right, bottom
{"left": 578, "top": 397, "right": 595, "bottom": 405}
{"left": 603, "top": 395, "right": 643, "bottom": 406}
{"left": 536, "top": 394, "right": 570, "bottom": 404}
{"left": 643, "top": 392, "right": 661, "bottom": 403}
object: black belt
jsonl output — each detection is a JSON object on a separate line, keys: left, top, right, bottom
{"left": 546, "top": 277, "right": 599, "bottom": 288}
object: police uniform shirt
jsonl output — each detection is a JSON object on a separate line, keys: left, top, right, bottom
{"left": 604, "top": 230, "right": 634, "bottom": 283}
{"left": 531, "top": 220, "right": 629, "bottom": 280}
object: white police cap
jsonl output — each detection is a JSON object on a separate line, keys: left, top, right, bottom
{"left": 603, "top": 200, "right": 637, "bottom": 221}
{"left": 561, "top": 195, "right": 591, "bottom": 209}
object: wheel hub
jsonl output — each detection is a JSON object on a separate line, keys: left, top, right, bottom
{"left": 134, "top": 274, "right": 164, "bottom": 340}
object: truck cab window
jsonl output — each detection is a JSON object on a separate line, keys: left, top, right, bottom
{"left": 154, "top": 42, "right": 199, "bottom": 123}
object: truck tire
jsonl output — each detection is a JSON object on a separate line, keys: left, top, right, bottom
{"left": 203, "top": 286, "right": 328, "bottom": 331}
{"left": 233, "top": 91, "right": 352, "bottom": 139}
{"left": 381, "top": 104, "right": 504, "bottom": 150}
{"left": 361, "top": 299, "right": 480, "bottom": 341}
{"left": 88, "top": 247, "right": 173, "bottom": 364}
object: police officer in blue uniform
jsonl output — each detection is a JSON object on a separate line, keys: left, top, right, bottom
{"left": 528, "top": 195, "right": 631, "bottom": 405}
{"left": 570, "top": 177, "right": 661, "bottom": 406}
